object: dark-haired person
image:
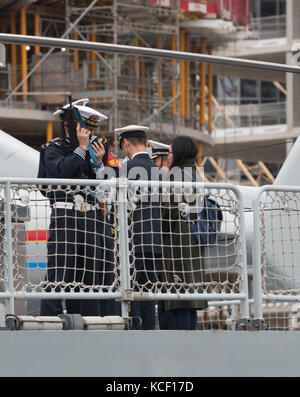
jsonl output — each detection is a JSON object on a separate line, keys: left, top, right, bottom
{"left": 161, "top": 135, "right": 207, "bottom": 330}
{"left": 39, "top": 99, "right": 110, "bottom": 317}
{"left": 114, "top": 125, "right": 163, "bottom": 329}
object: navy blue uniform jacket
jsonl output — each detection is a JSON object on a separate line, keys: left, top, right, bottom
{"left": 119, "top": 153, "right": 163, "bottom": 257}
{"left": 38, "top": 137, "right": 97, "bottom": 204}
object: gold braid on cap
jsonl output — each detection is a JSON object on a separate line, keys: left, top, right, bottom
{"left": 82, "top": 116, "right": 101, "bottom": 127}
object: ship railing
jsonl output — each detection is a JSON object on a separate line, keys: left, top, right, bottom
{"left": 252, "top": 185, "right": 300, "bottom": 331}
{"left": 0, "top": 177, "right": 249, "bottom": 327}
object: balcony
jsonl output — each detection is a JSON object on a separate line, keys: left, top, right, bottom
{"left": 249, "top": 15, "right": 286, "bottom": 40}
{"left": 214, "top": 101, "right": 286, "bottom": 130}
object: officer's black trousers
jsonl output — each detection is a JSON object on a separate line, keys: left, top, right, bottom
{"left": 129, "top": 254, "right": 162, "bottom": 330}
{"left": 99, "top": 218, "right": 121, "bottom": 317}
{"left": 40, "top": 208, "right": 105, "bottom": 316}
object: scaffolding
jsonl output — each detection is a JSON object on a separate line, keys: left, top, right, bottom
{"left": 0, "top": 0, "right": 281, "bottom": 185}
{"left": 0, "top": 0, "right": 255, "bottom": 138}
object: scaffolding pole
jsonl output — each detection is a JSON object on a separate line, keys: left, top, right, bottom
{"left": 20, "top": 7, "right": 28, "bottom": 100}
{"left": 208, "top": 45, "right": 213, "bottom": 134}
{"left": 4, "top": 0, "right": 99, "bottom": 102}
{"left": 10, "top": 12, "right": 17, "bottom": 100}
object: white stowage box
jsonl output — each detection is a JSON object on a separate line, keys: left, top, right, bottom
{"left": 18, "top": 316, "right": 64, "bottom": 330}
{"left": 83, "top": 316, "right": 125, "bottom": 330}
{"left": 105, "top": 316, "right": 125, "bottom": 330}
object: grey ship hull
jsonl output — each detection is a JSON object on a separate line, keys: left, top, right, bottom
{"left": 0, "top": 330, "right": 299, "bottom": 377}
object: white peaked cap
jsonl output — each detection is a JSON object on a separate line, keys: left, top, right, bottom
{"left": 115, "top": 125, "right": 149, "bottom": 148}
{"left": 53, "top": 98, "right": 89, "bottom": 116}
{"left": 148, "top": 139, "right": 170, "bottom": 150}
{"left": 53, "top": 98, "right": 108, "bottom": 126}
{"left": 148, "top": 139, "right": 169, "bottom": 159}
{"left": 114, "top": 125, "right": 149, "bottom": 134}
{"left": 72, "top": 98, "right": 89, "bottom": 106}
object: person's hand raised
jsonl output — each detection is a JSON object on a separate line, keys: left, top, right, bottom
{"left": 77, "top": 122, "right": 91, "bottom": 151}
{"left": 92, "top": 139, "right": 106, "bottom": 165}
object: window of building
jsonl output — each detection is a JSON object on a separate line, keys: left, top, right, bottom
{"left": 217, "top": 77, "right": 286, "bottom": 105}
{"left": 241, "top": 79, "right": 259, "bottom": 104}
{"left": 261, "top": 0, "right": 278, "bottom": 17}
{"left": 251, "top": 0, "right": 286, "bottom": 18}
{"left": 261, "top": 81, "right": 286, "bottom": 103}
{"left": 217, "top": 76, "right": 239, "bottom": 105}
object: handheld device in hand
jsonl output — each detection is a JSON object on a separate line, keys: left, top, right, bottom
{"left": 64, "top": 96, "right": 80, "bottom": 150}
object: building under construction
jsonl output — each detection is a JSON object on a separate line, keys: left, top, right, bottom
{"left": 0, "top": 0, "right": 294, "bottom": 186}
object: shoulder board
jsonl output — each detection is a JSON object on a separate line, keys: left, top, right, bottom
{"left": 41, "top": 137, "right": 63, "bottom": 149}
{"left": 41, "top": 142, "right": 50, "bottom": 150}
{"left": 52, "top": 137, "right": 62, "bottom": 142}
{"left": 50, "top": 137, "right": 63, "bottom": 147}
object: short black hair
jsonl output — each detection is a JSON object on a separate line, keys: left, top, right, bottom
{"left": 170, "top": 136, "right": 198, "bottom": 168}
{"left": 125, "top": 136, "right": 147, "bottom": 147}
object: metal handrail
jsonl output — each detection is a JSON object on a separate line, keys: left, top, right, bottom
{"left": 0, "top": 33, "right": 299, "bottom": 74}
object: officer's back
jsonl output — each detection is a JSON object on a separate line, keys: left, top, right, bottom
{"left": 116, "top": 125, "right": 163, "bottom": 258}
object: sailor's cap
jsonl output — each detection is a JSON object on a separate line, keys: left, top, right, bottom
{"left": 148, "top": 139, "right": 170, "bottom": 159}
{"left": 53, "top": 98, "right": 89, "bottom": 117}
{"left": 72, "top": 98, "right": 89, "bottom": 107}
{"left": 115, "top": 125, "right": 149, "bottom": 149}
{"left": 53, "top": 98, "right": 108, "bottom": 127}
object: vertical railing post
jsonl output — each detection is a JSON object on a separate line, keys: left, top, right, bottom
{"left": 252, "top": 189, "right": 264, "bottom": 324}
{"left": 235, "top": 187, "right": 250, "bottom": 321}
{"left": 117, "top": 177, "right": 132, "bottom": 324}
{"left": 230, "top": 302, "right": 238, "bottom": 331}
{"left": 4, "top": 182, "right": 14, "bottom": 314}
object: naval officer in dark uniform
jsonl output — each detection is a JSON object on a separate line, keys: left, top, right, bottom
{"left": 39, "top": 99, "right": 112, "bottom": 317}
{"left": 148, "top": 140, "right": 176, "bottom": 330}
{"left": 115, "top": 125, "right": 163, "bottom": 329}
{"left": 150, "top": 140, "right": 170, "bottom": 173}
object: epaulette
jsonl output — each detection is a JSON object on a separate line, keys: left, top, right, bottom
{"left": 51, "top": 137, "right": 61, "bottom": 142}
{"left": 41, "top": 137, "right": 62, "bottom": 149}
{"left": 41, "top": 137, "right": 63, "bottom": 149}
{"left": 51, "top": 137, "right": 62, "bottom": 147}
{"left": 41, "top": 142, "right": 50, "bottom": 150}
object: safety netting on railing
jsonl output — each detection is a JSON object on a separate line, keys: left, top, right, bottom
{"left": 257, "top": 189, "right": 300, "bottom": 295}
{"left": 126, "top": 178, "right": 246, "bottom": 299}
{"left": 0, "top": 177, "right": 249, "bottom": 327}
{"left": 3, "top": 180, "right": 120, "bottom": 297}
{"left": 251, "top": 187, "right": 300, "bottom": 331}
